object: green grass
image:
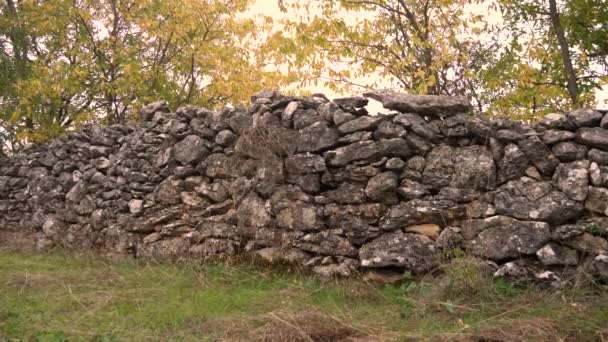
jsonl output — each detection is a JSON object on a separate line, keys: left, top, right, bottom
{"left": 1, "top": 251, "right": 607, "bottom": 341}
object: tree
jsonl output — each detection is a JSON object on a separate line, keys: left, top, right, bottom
{"left": 0, "top": 0, "right": 287, "bottom": 152}
{"left": 271, "top": 0, "right": 490, "bottom": 107}
{"left": 485, "top": 0, "right": 608, "bottom": 118}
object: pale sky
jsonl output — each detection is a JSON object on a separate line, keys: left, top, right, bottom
{"left": 248, "top": 0, "right": 608, "bottom": 112}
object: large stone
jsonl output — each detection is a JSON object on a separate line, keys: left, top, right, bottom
{"left": 365, "top": 172, "right": 399, "bottom": 204}
{"left": 536, "top": 243, "right": 578, "bottom": 266}
{"left": 452, "top": 145, "right": 496, "bottom": 191}
{"left": 297, "top": 121, "right": 340, "bottom": 152}
{"left": 325, "top": 203, "right": 385, "bottom": 245}
{"left": 576, "top": 127, "right": 608, "bottom": 150}
{"left": 567, "top": 108, "right": 603, "bottom": 127}
{"left": 376, "top": 138, "right": 412, "bottom": 158}
{"left": 324, "top": 141, "right": 379, "bottom": 166}
{"left": 333, "top": 96, "right": 369, "bottom": 108}
{"left": 380, "top": 199, "right": 465, "bottom": 230}
{"left": 325, "top": 182, "right": 368, "bottom": 204}
{"left": 497, "top": 144, "right": 528, "bottom": 183}
{"left": 589, "top": 149, "right": 608, "bottom": 165}
{"left": 464, "top": 216, "right": 551, "bottom": 260}
{"left": 338, "top": 116, "right": 384, "bottom": 134}
{"left": 285, "top": 154, "right": 326, "bottom": 174}
{"left": 517, "top": 136, "right": 559, "bottom": 176}
{"left": 563, "top": 233, "right": 608, "bottom": 254}
{"left": 275, "top": 201, "right": 324, "bottom": 231}
{"left": 174, "top": 135, "right": 209, "bottom": 165}
{"left": 296, "top": 231, "right": 357, "bottom": 257}
{"left": 359, "top": 231, "right": 439, "bottom": 273}
{"left": 542, "top": 130, "right": 575, "bottom": 145}
{"left": 585, "top": 187, "right": 608, "bottom": 215}
{"left": 538, "top": 113, "right": 572, "bottom": 130}
{"left": 364, "top": 92, "right": 471, "bottom": 117}
{"left": 156, "top": 177, "right": 184, "bottom": 205}
{"left": 553, "top": 160, "right": 589, "bottom": 201}
{"left": 494, "top": 177, "right": 583, "bottom": 225}
{"left": 237, "top": 192, "right": 272, "bottom": 228}
{"left": 552, "top": 142, "right": 588, "bottom": 162}
{"left": 422, "top": 145, "right": 454, "bottom": 189}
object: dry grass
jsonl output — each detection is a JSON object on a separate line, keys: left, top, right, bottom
{"left": 1, "top": 249, "right": 608, "bottom": 341}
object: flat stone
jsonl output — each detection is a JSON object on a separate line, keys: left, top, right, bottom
{"left": 552, "top": 142, "right": 588, "bottom": 162}
{"left": 568, "top": 108, "right": 603, "bottom": 127}
{"left": 359, "top": 231, "right": 439, "bottom": 273}
{"left": 536, "top": 243, "right": 578, "bottom": 266}
{"left": 517, "top": 136, "right": 559, "bottom": 176}
{"left": 364, "top": 92, "right": 471, "bottom": 117}
{"left": 464, "top": 216, "right": 551, "bottom": 260}
{"left": 576, "top": 127, "right": 608, "bottom": 150}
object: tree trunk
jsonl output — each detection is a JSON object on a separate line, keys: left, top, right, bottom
{"left": 548, "top": 0, "right": 579, "bottom": 105}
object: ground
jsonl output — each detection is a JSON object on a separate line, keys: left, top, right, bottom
{"left": 1, "top": 246, "right": 607, "bottom": 341}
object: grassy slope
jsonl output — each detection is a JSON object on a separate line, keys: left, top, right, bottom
{"left": 1, "top": 250, "right": 607, "bottom": 342}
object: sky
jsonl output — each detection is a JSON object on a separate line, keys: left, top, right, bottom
{"left": 248, "top": 0, "right": 608, "bottom": 112}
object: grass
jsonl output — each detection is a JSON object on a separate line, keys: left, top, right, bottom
{"left": 1, "top": 249, "right": 607, "bottom": 342}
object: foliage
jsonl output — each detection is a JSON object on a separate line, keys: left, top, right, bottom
{"left": 484, "top": 0, "right": 608, "bottom": 119}
{"left": 272, "top": 0, "right": 486, "bottom": 97}
{"left": 272, "top": 0, "right": 607, "bottom": 120}
{"left": 0, "top": 0, "right": 289, "bottom": 151}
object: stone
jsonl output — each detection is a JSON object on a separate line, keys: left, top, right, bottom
{"left": 422, "top": 145, "right": 454, "bottom": 189}
{"left": 333, "top": 96, "right": 369, "bottom": 108}
{"left": 215, "top": 130, "right": 237, "bottom": 146}
{"left": 494, "top": 177, "right": 583, "bottom": 225}
{"left": 41, "top": 217, "right": 66, "bottom": 239}
{"left": 297, "top": 121, "right": 340, "bottom": 152}
{"left": 404, "top": 223, "right": 441, "bottom": 239}
{"left": 552, "top": 142, "right": 588, "bottom": 162}
{"left": 373, "top": 121, "right": 406, "bottom": 139}
{"left": 174, "top": 135, "right": 209, "bottom": 165}
{"left": 576, "top": 127, "right": 608, "bottom": 150}
{"left": 275, "top": 201, "right": 324, "bottom": 231}
{"left": 237, "top": 192, "right": 272, "bottom": 228}
{"left": 128, "top": 199, "right": 144, "bottom": 215}
{"left": 381, "top": 199, "right": 465, "bottom": 230}
{"left": 553, "top": 160, "right": 589, "bottom": 201}
{"left": 338, "top": 116, "right": 384, "bottom": 134}
{"left": 397, "top": 179, "right": 430, "bottom": 200}
{"left": 333, "top": 110, "right": 356, "bottom": 126}
{"left": 538, "top": 113, "right": 572, "bottom": 130}
{"left": 285, "top": 154, "right": 326, "bottom": 174}
{"left": 385, "top": 158, "right": 405, "bottom": 170}
{"left": 363, "top": 269, "right": 406, "bottom": 284}
{"left": 585, "top": 187, "right": 608, "bottom": 215}
{"left": 312, "top": 258, "right": 359, "bottom": 278}
{"left": 326, "top": 182, "right": 368, "bottom": 204}
{"left": 140, "top": 101, "right": 170, "bottom": 121}
{"left": 296, "top": 231, "right": 357, "bottom": 257}
{"left": 542, "top": 130, "right": 576, "bottom": 145}
{"left": 155, "top": 177, "right": 183, "bottom": 205}
{"left": 464, "top": 216, "right": 551, "bottom": 260}
{"left": 563, "top": 233, "right": 608, "bottom": 254}
{"left": 324, "top": 141, "right": 379, "bottom": 166}
{"left": 536, "top": 243, "right": 578, "bottom": 266}
{"left": 66, "top": 181, "right": 87, "bottom": 204}
{"left": 436, "top": 227, "right": 464, "bottom": 250}
{"left": 517, "top": 135, "right": 559, "bottom": 176}
{"left": 497, "top": 144, "right": 528, "bottom": 183}
{"left": 359, "top": 231, "right": 439, "bottom": 273}
{"left": 589, "top": 162, "right": 602, "bottom": 186}
{"left": 588, "top": 149, "right": 608, "bottom": 165}
{"left": 601, "top": 113, "right": 608, "bottom": 129}
{"left": 364, "top": 91, "right": 471, "bottom": 117}
{"left": 325, "top": 203, "right": 385, "bottom": 245}
{"left": 567, "top": 108, "right": 603, "bottom": 127}
{"left": 283, "top": 101, "right": 299, "bottom": 120}
{"left": 376, "top": 138, "right": 412, "bottom": 158}
{"left": 195, "top": 181, "right": 228, "bottom": 203}
{"left": 452, "top": 145, "right": 496, "bottom": 191}
{"left": 365, "top": 172, "right": 399, "bottom": 204}
{"left": 293, "top": 109, "right": 322, "bottom": 129}
{"left": 496, "top": 129, "right": 523, "bottom": 143}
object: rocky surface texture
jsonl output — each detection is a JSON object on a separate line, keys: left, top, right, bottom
{"left": 2, "top": 90, "right": 608, "bottom": 283}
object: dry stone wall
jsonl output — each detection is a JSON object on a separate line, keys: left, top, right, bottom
{"left": 2, "top": 90, "right": 608, "bottom": 282}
